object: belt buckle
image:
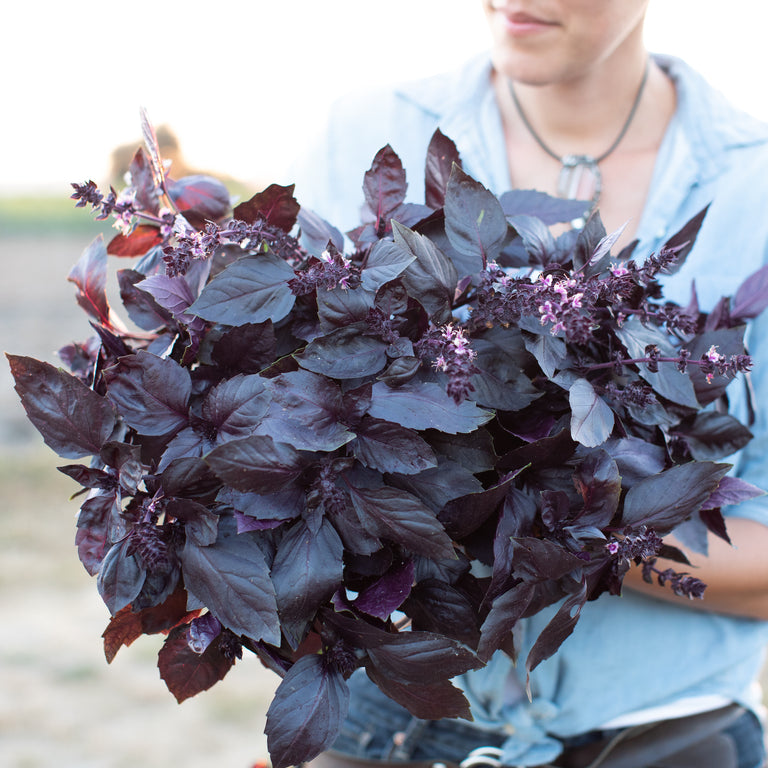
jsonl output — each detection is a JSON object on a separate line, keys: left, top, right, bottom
{"left": 459, "top": 746, "right": 506, "bottom": 768}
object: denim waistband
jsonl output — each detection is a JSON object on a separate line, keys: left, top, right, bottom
{"left": 328, "top": 671, "right": 766, "bottom": 768}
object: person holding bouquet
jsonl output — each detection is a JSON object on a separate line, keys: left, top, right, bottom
{"left": 293, "top": 2, "right": 768, "bottom": 766}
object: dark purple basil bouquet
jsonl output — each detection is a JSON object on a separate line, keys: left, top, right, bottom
{"left": 9, "top": 118, "right": 768, "bottom": 767}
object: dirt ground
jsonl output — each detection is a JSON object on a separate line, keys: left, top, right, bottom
{"left": 1, "top": 232, "right": 278, "bottom": 768}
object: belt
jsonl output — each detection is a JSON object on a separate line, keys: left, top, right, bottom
{"left": 307, "top": 703, "right": 749, "bottom": 768}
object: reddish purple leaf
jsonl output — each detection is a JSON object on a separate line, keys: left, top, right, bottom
{"left": 234, "top": 183, "right": 300, "bottom": 232}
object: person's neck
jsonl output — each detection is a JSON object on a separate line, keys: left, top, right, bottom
{"left": 500, "top": 45, "right": 653, "bottom": 159}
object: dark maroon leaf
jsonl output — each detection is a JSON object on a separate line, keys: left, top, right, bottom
{"left": 439, "top": 470, "right": 521, "bottom": 539}
{"left": 402, "top": 578, "right": 480, "bottom": 646}
{"left": 158, "top": 456, "right": 221, "bottom": 499}
{"left": 66, "top": 235, "right": 113, "bottom": 325}
{"left": 107, "top": 225, "right": 163, "bottom": 258}
{"left": 168, "top": 174, "right": 230, "bottom": 221}
{"left": 602, "top": 437, "right": 666, "bottom": 488}
{"left": 271, "top": 519, "right": 344, "bottom": 648}
{"left": 659, "top": 204, "right": 710, "bottom": 275}
{"left": 97, "top": 538, "right": 146, "bottom": 614}
{"left": 76, "top": 492, "right": 119, "bottom": 575}
{"left": 444, "top": 164, "right": 507, "bottom": 273}
{"left": 265, "top": 653, "right": 350, "bottom": 768}
{"left": 424, "top": 129, "right": 461, "bottom": 210}
{"left": 165, "top": 498, "right": 219, "bottom": 546}
{"left": 201, "top": 374, "right": 271, "bottom": 440}
{"left": 222, "top": 486, "right": 304, "bottom": 524}
{"left": 158, "top": 622, "right": 237, "bottom": 703}
{"left": 362, "top": 145, "right": 407, "bottom": 229}
{"left": 366, "top": 666, "right": 472, "bottom": 720}
{"left": 478, "top": 581, "right": 536, "bottom": 661}
{"left": 702, "top": 475, "right": 766, "bottom": 510}
{"left": 188, "top": 253, "right": 296, "bottom": 325}
{"left": 360, "top": 238, "right": 416, "bottom": 292}
{"left": 672, "top": 411, "right": 752, "bottom": 461}
{"left": 700, "top": 508, "right": 732, "bottom": 545}
{"left": 348, "top": 484, "right": 455, "bottom": 559}
{"left": 58, "top": 464, "right": 114, "bottom": 490}
{"left": 350, "top": 417, "right": 437, "bottom": 475}
{"left": 394, "top": 221, "right": 457, "bottom": 322}
{"left": 572, "top": 449, "right": 621, "bottom": 527}
{"left": 104, "top": 350, "right": 191, "bottom": 436}
{"left": 500, "top": 189, "right": 590, "bottom": 225}
{"left": 180, "top": 525, "right": 280, "bottom": 644}
{"left": 8, "top": 354, "right": 117, "bottom": 458}
{"left": 525, "top": 575, "right": 588, "bottom": 677}
{"left": 354, "top": 559, "right": 415, "bottom": 620}
{"left": 234, "top": 183, "right": 300, "bottom": 232}
{"left": 569, "top": 378, "right": 615, "bottom": 447}
{"left": 316, "top": 285, "right": 375, "bottom": 331}
{"left": 259, "top": 369, "right": 354, "bottom": 452}
{"left": 205, "top": 435, "right": 305, "bottom": 494}
{"left": 368, "top": 380, "right": 493, "bottom": 434}
{"left": 211, "top": 321, "right": 278, "bottom": 375}
{"left": 129, "top": 144, "right": 161, "bottom": 212}
{"left": 295, "top": 325, "right": 389, "bottom": 379}
{"left": 622, "top": 461, "right": 731, "bottom": 532}
{"left": 731, "top": 264, "right": 768, "bottom": 320}
{"left": 365, "top": 630, "right": 481, "bottom": 686}
{"left": 388, "top": 457, "right": 483, "bottom": 513}
{"left": 507, "top": 215, "right": 557, "bottom": 266}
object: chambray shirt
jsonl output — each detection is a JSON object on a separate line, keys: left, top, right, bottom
{"left": 292, "top": 53, "right": 768, "bottom": 765}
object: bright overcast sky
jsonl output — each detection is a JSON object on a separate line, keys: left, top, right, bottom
{"left": 2, "top": 1, "right": 767, "bottom": 196}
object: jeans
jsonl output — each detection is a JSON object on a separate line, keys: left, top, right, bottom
{"left": 329, "top": 671, "right": 766, "bottom": 768}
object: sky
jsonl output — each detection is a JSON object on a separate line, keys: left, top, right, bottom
{"left": 3, "top": 1, "right": 767, "bottom": 196}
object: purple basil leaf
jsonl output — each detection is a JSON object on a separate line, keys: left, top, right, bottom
{"left": 444, "top": 164, "right": 507, "bottom": 273}
{"left": 424, "top": 129, "right": 461, "bottom": 210}
{"left": 137, "top": 274, "right": 206, "bottom": 335}
{"left": 157, "top": 621, "right": 237, "bottom": 704}
{"left": 731, "top": 264, "right": 768, "bottom": 320}
{"left": 427, "top": 429, "right": 497, "bottom": 474}
{"left": 157, "top": 427, "right": 210, "bottom": 472}
{"left": 165, "top": 498, "right": 219, "bottom": 546}
{"left": 58, "top": 464, "right": 114, "bottom": 490}
{"left": 368, "top": 380, "right": 493, "bottom": 434}
{"left": 702, "top": 475, "right": 766, "bottom": 510}
{"left": 258, "top": 369, "right": 354, "bottom": 452}
{"left": 470, "top": 330, "right": 542, "bottom": 411}
{"left": 187, "top": 613, "right": 223, "bottom": 654}
{"left": 365, "top": 665, "right": 472, "bottom": 720}
{"left": 672, "top": 411, "right": 752, "bottom": 461}
{"left": 76, "top": 492, "right": 120, "bottom": 575}
{"left": 297, "top": 207, "right": 344, "bottom": 255}
{"left": 672, "top": 515, "right": 711, "bottom": 556}
{"left": 295, "top": 325, "right": 389, "bottom": 379}
{"left": 118, "top": 268, "right": 174, "bottom": 331}
{"left": 439, "top": 470, "right": 521, "bottom": 539}
{"left": 361, "top": 144, "right": 408, "bottom": 227}
{"left": 8, "top": 354, "right": 117, "bottom": 458}
{"left": 394, "top": 221, "right": 457, "bottom": 322}
{"left": 525, "top": 575, "right": 588, "bottom": 677}
{"left": 602, "top": 437, "right": 666, "bottom": 488}
{"left": 348, "top": 484, "right": 455, "bottom": 559}
{"left": 360, "top": 238, "right": 416, "bottom": 293}
{"left": 569, "top": 378, "right": 615, "bottom": 448}
{"left": 205, "top": 435, "right": 306, "bottom": 494}
{"left": 66, "top": 235, "right": 113, "bottom": 326}
{"left": 699, "top": 508, "right": 732, "bottom": 545}
{"left": 621, "top": 461, "right": 731, "bottom": 532}
{"left": 168, "top": 174, "right": 231, "bottom": 222}
{"left": 354, "top": 559, "right": 415, "bottom": 620}
{"left": 402, "top": 578, "right": 480, "bottom": 646}
{"left": 659, "top": 204, "right": 710, "bottom": 275}
{"left": 497, "top": 428, "right": 576, "bottom": 472}
{"left": 350, "top": 417, "right": 438, "bottom": 475}
{"left": 316, "top": 286, "right": 376, "bottom": 332}
{"left": 180, "top": 523, "right": 280, "bottom": 644}
{"left": 500, "top": 189, "right": 590, "bottom": 226}
{"left": 221, "top": 485, "right": 304, "bottom": 524}
{"left": 366, "top": 631, "right": 481, "bottom": 687}
{"left": 97, "top": 538, "right": 146, "bottom": 614}
{"left": 265, "top": 653, "right": 350, "bottom": 768}
{"left": 478, "top": 582, "right": 536, "bottom": 661}
{"left": 234, "top": 511, "right": 284, "bottom": 533}
{"left": 572, "top": 449, "right": 621, "bottom": 527}
{"left": 158, "top": 456, "right": 222, "bottom": 499}
{"left": 271, "top": 519, "right": 344, "bottom": 649}
{"left": 684, "top": 326, "right": 747, "bottom": 406}
{"left": 388, "top": 457, "right": 483, "bottom": 513}
{"left": 615, "top": 318, "right": 699, "bottom": 408}
{"left": 523, "top": 330, "right": 568, "bottom": 378}
{"left": 234, "top": 183, "right": 299, "bottom": 231}
{"left": 201, "top": 374, "right": 271, "bottom": 440}
{"left": 188, "top": 253, "right": 296, "bottom": 325}
{"left": 104, "top": 350, "right": 191, "bottom": 436}
{"left": 507, "top": 215, "right": 557, "bottom": 267}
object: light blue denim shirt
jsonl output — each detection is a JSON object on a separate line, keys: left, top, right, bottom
{"left": 292, "top": 53, "right": 768, "bottom": 765}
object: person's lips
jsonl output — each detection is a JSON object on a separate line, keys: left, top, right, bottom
{"left": 502, "top": 10, "right": 559, "bottom": 35}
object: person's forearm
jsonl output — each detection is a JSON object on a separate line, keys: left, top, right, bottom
{"left": 622, "top": 517, "right": 768, "bottom": 620}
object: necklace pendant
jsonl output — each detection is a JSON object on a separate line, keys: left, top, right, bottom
{"left": 557, "top": 154, "right": 602, "bottom": 214}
